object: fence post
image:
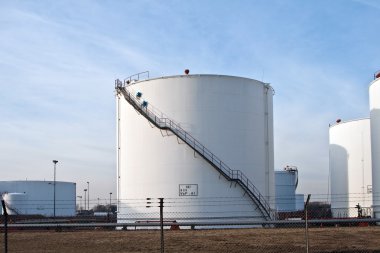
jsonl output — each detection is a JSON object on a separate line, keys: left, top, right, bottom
{"left": 1, "top": 200, "right": 8, "bottom": 253}
{"left": 159, "top": 198, "right": 164, "bottom": 253}
{"left": 304, "top": 194, "right": 311, "bottom": 253}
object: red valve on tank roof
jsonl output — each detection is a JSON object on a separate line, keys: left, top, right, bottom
{"left": 336, "top": 119, "right": 342, "bottom": 123}
{"left": 184, "top": 69, "right": 190, "bottom": 75}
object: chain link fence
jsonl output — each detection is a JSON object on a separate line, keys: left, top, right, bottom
{"left": 1, "top": 196, "right": 380, "bottom": 252}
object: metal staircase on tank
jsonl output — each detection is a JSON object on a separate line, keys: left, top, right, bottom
{"left": 115, "top": 77, "right": 276, "bottom": 221}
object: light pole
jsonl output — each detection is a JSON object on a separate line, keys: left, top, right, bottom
{"left": 52, "top": 160, "right": 58, "bottom": 218}
{"left": 84, "top": 189, "right": 87, "bottom": 211}
{"left": 109, "top": 192, "right": 112, "bottom": 213}
{"left": 87, "top": 181, "right": 90, "bottom": 210}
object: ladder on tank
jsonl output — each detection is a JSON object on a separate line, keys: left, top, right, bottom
{"left": 115, "top": 79, "right": 276, "bottom": 221}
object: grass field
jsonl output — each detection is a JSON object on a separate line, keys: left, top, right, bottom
{"left": 1, "top": 227, "right": 380, "bottom": 252}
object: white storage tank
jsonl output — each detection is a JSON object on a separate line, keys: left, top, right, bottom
{"left": 116, "top": 74, "right": 275, "bottom": 222}
{"left": 275, "top": 166, "right": 298, "bottom": 212}
{"left": 2, "top": 193, "right": 28, "bottom": 215}
{"left": 329, "top": 119, "right": 373, "bottom": 218}
{"left": 370, "top": 72, "right": 380, "bottom": 219}
{"left": 0, "top": 180, "right": 76, "bottom": 216}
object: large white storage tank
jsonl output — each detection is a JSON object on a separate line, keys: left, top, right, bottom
{"left": 116, "top": 74, "right": 275, "bottom": 222}
{"left": 329, "top": 119, "right": 372, "bottom": 218}
{"left": 0, "top": 181, "right": 76, "bottom": 216}
{"left": 370, "top": 72, "right": 380, "bottom": 219}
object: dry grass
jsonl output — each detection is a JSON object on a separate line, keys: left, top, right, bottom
{"left": 1, "top": 227, "right": 380, "bottom": 252}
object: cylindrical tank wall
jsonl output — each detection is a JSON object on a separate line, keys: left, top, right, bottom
{"left": 2, "top": 193, "right": 28, "bottom": 215}
{"left": 117, "top": 74, "right": 275, "bottom": 221}
{"left": 295, "top": 194, "right": 304, "bottom": 211}
{"left": 329, "top": 119, "right": 372, "bottom": 218}
{"left": 370, "top": 78, "right": 380, "bottom": 219}
{"left": 275, "top": 170, "right": 297, "bottom": 211}
{"left": 0, "top": 181, "right": 76, "bottom": 216}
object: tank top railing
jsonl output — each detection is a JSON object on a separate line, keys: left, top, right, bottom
{"left": 123, "top": 71, "right": 150, "bottom": 84}
{"left": 115, "top": 80, "right": 275, "bottom": 220}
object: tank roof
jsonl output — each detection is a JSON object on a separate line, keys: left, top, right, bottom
{"left": 127, "top": 74, "right": 274, "bottom": 94}
{"left": 329, "top": 117, "right": 370, "bottom": 128}
{"left": 148, "top": 73, "right": 267, "bottom": 83}
{"left": 369, "top": 75, "right": 380, "bottom": 87}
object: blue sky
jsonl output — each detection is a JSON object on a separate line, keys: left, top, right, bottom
{"left": 1, "top": 0, "right": 379, "bottom": 204}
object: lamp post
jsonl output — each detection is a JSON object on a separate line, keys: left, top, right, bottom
{"left": 87, "top": 181, "right": 90, "bottom": 210}
{"left": 84, "top": 189, "right": 87, "bottom": 211}
{"left": 109, "top": 192, "right": 112, "bottom": 213}
{"left": 52, "top": 160, "right": 58, "bottom": 217}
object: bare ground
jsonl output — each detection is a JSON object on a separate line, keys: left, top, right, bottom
{"left": 1, "top": 227, "right": 380, "bottom": 253}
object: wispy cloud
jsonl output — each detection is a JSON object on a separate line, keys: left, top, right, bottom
{"left": 0, "top": 0, "right": 379, "bottom": 199}
{"left": 352, "top": 0, "right": 380, "bottom": 10}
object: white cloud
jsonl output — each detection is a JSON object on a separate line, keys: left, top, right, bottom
{"left": 0, "top": 0, "right": 379, "bottom": 201}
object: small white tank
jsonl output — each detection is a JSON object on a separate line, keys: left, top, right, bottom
{"left": 275, "top": 166, "right": 298, "bottom": 212}
{"left": 329, "top": 119, "right": 372, "bottom": 218}
{"left": 0, "top": 181, "right": 76, "bottom": 216}
{"left": 370, "top": 74, "right": 380, "bottom": 219}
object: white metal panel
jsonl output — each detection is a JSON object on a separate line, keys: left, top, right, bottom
{"left": 0, "top": 181, "right": 76, "bottom": 216}
{"left": 329, "top": 119, "right": 372, "bottom": 218}
{"left": 117, "top": 74, "right": 275, "bottom": 221}
{"left": 370, "top": 78, "right": 380, "bottom": 218}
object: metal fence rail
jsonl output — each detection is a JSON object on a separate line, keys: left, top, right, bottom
{"left": 2, "top": 218, "right": 380, "bottom": 229}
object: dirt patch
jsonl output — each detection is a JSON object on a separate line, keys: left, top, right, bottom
{"left": 1, "top": 227, "right": 380, "bottom": 252}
